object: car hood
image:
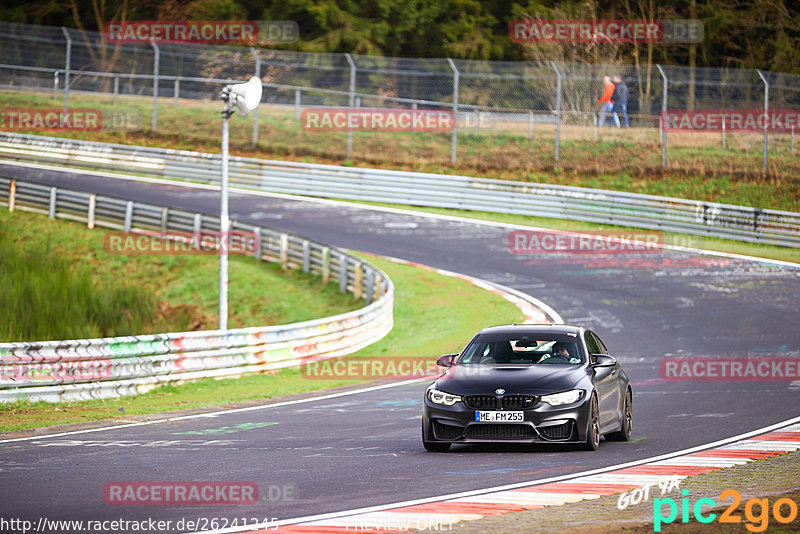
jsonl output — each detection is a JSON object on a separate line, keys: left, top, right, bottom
{"left": 434, "top": 364, "right": 584, "bottom": 395}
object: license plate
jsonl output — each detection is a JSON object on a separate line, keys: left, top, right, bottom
{"left": 475, "top": 411, "right": 524, "bottom": 422}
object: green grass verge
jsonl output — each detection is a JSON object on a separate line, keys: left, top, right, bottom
{"left": 0, "top": 90, "right": 798, "bottom": 211}
{"left": 0, "top": 208, "right": 364, "bottom": 342}
{"left": 0, "top": 254, "right": 524, "bottom": 432}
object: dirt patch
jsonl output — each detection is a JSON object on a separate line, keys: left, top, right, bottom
{"left": 151, "top": 301, "right": 207, "bottom": 331}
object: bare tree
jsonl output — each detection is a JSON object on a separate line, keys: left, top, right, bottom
{"left": 67, "top": 0, "right": 129, "bottom": 92}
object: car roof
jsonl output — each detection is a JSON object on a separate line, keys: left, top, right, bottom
{"left": 476, "top": 324, "right": 585, "bottom": 336}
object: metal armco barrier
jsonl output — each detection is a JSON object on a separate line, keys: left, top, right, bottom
{"left": 0, "top": 178, "right": 394, "bottom": 402}
{"left": 0, "top": 132, "right": 798, "bottom": 247}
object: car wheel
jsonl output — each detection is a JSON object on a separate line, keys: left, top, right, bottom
{"left": 422, "top": 421, "right": 451, "bottom": 452}
{"left": 582, "top": 394, "right": 600, "bottom": 451}
{"left": 606, "top": 388, "right": 632, "bottom": 442}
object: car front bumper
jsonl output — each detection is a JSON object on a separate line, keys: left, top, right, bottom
{"left": 422, "top": 393, "right": 592, "bottom": 444}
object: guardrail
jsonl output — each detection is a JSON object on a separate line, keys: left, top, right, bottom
{"left": 1, "top": 132, "right": 798, "bottom": 247}
{"left": 0, "top": 177, "right": 394, "bottom": 402}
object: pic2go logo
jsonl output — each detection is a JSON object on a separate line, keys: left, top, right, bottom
{"left": 654, "top": 489, "right": 799, "bottom": 532}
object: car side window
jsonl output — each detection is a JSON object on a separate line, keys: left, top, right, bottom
{"left": 592, "top": 332, "right": 609, "bottom": 355}
{"left": 584, "top": 332, "right": 600, "bottom": 362}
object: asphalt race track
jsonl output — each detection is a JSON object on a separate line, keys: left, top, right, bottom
{"left": 2, "top": 162, "right": 800, "bottom": 531}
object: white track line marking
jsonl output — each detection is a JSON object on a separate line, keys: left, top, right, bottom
{"left": 0, "top": 379, "right": 424, "bottom": 443}
{"left": 5, "top": 159, "right": 800, "bottom": 532}
{"left": 196, "top": 415, "right": 800, "bottom": 533}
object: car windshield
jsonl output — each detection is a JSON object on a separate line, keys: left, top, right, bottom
{"left": 457, "top": 334, "right": 583, "bottom": 365}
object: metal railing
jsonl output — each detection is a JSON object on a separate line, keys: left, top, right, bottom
{"left": 0, "top": 177, "right": 394, "bottom": 402}
{"left": 1, "top": 132, "right": 798, "bottom": 247}
{"left": 1, "top": 21, "right": 799, "bottom": 176}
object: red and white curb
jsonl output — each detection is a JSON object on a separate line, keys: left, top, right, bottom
{"left": 204, "top": 420, "right": 800, "bottom": 534}
{"left": 361, "top": 253, "right": 563, "bottom": 325}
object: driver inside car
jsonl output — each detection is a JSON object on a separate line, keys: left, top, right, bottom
{"left": 537, "top": 342, "right": 581, "bottom": 364}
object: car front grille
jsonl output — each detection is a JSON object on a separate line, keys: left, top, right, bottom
{"left": 464, "top": 395, "right": 538, "bottom": 410}
{"left": 433, "top": 420, "right": 464, "bottom": 440}
{"left": 538, "top": 421, "right": 574, "bottom": 441}
{"left": 464, "top": 424, "right": 535, "bottom": 440}
{"left": 464, "top": 395, "right": 497, "bottom": 410}
{"left": 502, "top": 395, "right": 537, "bottom": 409}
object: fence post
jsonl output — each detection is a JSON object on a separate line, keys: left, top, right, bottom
{"left": 253, "top": 227, "right": 262, "bottom": 260}
{"left": 722, "top": 120, "right": 726, "bottom": 149}
{"left": 446, "top": 58, "right": 459, "bottom": 165}
{"left": 87, "top": 194, "right": 96, "bottom": 229}
{"left": 8, "top": 180, "right": 15, "bottom": 212}
{"left": 251, "top": 48, "right": 261, "bottom": 148}
{"left": 173, "top": 79, "right": 179, "bottom": 107}
{"left": 322, "top": 247, "right": 330, "bottom": 282}
{"left": 372, "top": 274, "right": 382, "bottom": 303}
{"left": 792, "top": 127, "right": 795, "bottom": 155}
{"left": 49, "top": 187, "right": 57, "bottom": 218}
{"left": 124, "top": 201, "right": 133, "bottom": 232}
{"left": 339, "top": 253, "right": 348, "bottom": 293}
{"left": 365, "top": 269, "right": 375, "bottom": 302}
{"left": 113, "top": 75, "right": 119, "bottom": 105}
{"left": 280, "top": 233, "right": 289, "bottom": 269}
{"left": 529, "top": 110, "right": 534, "bottom": 140}
{"left": 302, "top": 240, "right": 310, "bottom": 273}
{"left": 150, "top": 39, "right": 159, "bottom": 132}
{"left": 656, "top": 64, "right": 668, "bottom": 169}
{"left": 593, "top": 112, "right": 598, "bottom": 140}
{"left": 345, "top": 53, "right": 356, "bottom": 160}
{"left": 61, "top": 27, "right": 71, "bottom": 113}
{"left": 550, "top": 61, "right": 561, "bottom": 167}
{"left": 757, "top": 70, "right": 769, "bottom": 174}
{"left": 353, "top": 263, "right": 363, "bottom": 300}
{"left": 294, "top": 90, "right": 301, "bottom": 120}
{"left": 52, "top": 71, "right": 59, "bottom": 100}
{"left": 193, "top": 213, "right": 202, "bottom": 247}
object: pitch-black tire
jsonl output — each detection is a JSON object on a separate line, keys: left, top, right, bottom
{"left": 582, "top": 395, "right": 600, "bottom": 451}
{"left": 606, "top": 388, "right": 632, "bottom": 442}
{"left": 422, "top": 422, "right": 451, "bottom": 452}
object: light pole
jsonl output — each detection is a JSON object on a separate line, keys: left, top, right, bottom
{"left": 219, "top": 77, "right": 262, "bottom": 330}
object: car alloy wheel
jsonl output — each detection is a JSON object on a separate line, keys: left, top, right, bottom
{"left": 583, "top": 395, "right": 600, "bottom": 450}
{"left": 607, "top": 388, "right": 632, "bottom": 442}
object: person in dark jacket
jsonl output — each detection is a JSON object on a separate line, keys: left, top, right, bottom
{"left": 611, "top": 76, "right": 630, "bottom": 127}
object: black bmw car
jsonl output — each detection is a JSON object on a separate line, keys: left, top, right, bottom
{"left": 422, "top": 324, "right": 632, "bottom": 451}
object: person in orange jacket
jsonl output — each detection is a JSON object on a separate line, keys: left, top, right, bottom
{"left": 598, "top": 76, "right": 615, "bottom": 127}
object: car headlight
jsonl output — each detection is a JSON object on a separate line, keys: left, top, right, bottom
{"left": 540, "top": 389, "right": 584, "bottom": 406}
{"left": 428, "top": 388, "right": 462, "bottom": 406}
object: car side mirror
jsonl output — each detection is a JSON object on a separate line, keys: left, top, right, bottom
{"left": 436, "top": 354, "right": 456, "bottom": 367}
{"left": 592, "top": 354, "right": 617, "bottom": 367}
